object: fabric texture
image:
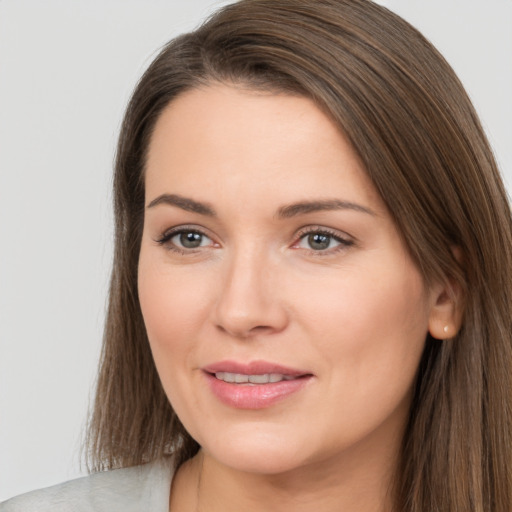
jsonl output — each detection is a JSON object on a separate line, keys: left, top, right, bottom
{"left": 0, "top": 457, "right": 174, "bottom": 512}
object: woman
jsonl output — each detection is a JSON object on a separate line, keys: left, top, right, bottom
{"left": 2, "top": 0, "right": 511, "bottom": 510}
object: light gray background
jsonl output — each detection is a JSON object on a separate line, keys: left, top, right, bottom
{"left": 1, "top": 0, "right": 511, "bottom": 501}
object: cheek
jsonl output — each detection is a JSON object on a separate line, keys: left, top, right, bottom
{"left": 137, "top": 252, "right": 211, "bottom": 368}
{"left": 294, "top": 259, "right": 430, "bottom": 392}
{"left": 285, "top": 263, "right": 430, "bottom": 455}
{"left": 137, "top": 254, "right": 216, "bottom": 425}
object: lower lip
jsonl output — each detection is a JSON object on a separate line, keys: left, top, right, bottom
{"left": 204, "top": 372, "right": 312, "bottom": 409}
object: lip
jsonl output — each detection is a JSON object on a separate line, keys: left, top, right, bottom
{"left": 202, "top": 360, "right": 313, "bottom": 409}
{"left": 203, "top": 360, "right": 308, "bottom": 376}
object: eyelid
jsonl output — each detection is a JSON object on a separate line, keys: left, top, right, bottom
{"left": 154, "top": 224, "right": 218, "bottom": 252}
{"left": 292, "top": 225, "right": 355, "bottom": 253}
{"left": 153, "top": 223, "right": 355, "bottom": 255}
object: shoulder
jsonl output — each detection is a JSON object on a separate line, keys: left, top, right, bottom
{"left": 0, "top": 457, "right": 174, "bottom": 512}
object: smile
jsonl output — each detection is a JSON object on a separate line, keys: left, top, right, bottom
{"left": 202, "top": 361, "right": 313, "bottom": 409}
{"left": 214, "top": 372, "right": 297, "bottom": 384}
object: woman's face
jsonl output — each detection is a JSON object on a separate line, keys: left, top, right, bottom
{"left": 138, "top": 84, "right": 441, "bottom": 475}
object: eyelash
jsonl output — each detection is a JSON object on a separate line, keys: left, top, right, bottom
{"left": 294, "top": 226, "right": 354, "bottom": 255}
{"left": 155, "top": 225, "right": 214, "bottom": 255}
{"left": 154, "top": 225, "right": 354, "bottom": 255}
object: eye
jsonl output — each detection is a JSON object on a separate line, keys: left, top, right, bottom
{"left": 172, "top": 230, "right": 210, "bottom": 249}
{"left": 294, "top": 228, "right": 354, "bottom": 253}
{"left": 155, "top": 227, "right": 215, "bottom": 253}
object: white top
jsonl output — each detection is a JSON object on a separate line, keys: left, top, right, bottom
{"left": 0, "top": 458, "right": 174, "bottom": 512}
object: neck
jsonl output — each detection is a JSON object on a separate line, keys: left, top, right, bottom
{"left": 170, "top": 434, "right": 400, "bottom": 512}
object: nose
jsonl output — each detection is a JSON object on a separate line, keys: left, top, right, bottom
{"left": 213, "top": 247, "right": 289, "bottom": 339}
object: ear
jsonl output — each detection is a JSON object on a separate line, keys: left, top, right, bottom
{"left": 428, "top": 276, "right": 464, "bottom": 340}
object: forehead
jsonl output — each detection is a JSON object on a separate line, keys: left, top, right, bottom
{"left": 145, "top": 84, "right": 385, "bottom": 216}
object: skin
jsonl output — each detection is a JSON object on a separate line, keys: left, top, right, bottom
{"left": 138, "top": 84, "right": 457, "bottom": 512}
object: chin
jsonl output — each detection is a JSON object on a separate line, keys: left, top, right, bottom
{"left": 197, "top": 424, "right": 312, "bottom": 475}
{"left": 209, "top": 447, "right": 307, "bottom": 475}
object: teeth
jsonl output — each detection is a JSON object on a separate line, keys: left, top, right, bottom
{"left": 249, "top": 374, "right": 270, "bottom": 384}
{"left": 215, "top": 372, "right": 296, "bottom": 384}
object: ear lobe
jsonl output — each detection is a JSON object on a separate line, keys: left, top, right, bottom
{"left": 428, "top": 279, "right": 464, "bottom": 340}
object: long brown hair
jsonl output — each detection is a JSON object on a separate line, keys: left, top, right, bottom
{"left": 86, "top": 1, "right": 512, "bottom": 510}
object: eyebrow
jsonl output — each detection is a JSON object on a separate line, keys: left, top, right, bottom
{"left": 147, "top": 194, "right": 217, "bottom": 216}
{"left": 277, "top": 199, "right": 376, "bottom": 218}
{"left": 146, "top": 194, "right": 375, "bottom": 218}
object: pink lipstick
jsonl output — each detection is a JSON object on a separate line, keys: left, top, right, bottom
{"left": 202, "top": 360, "right": 313, "bottom": 409}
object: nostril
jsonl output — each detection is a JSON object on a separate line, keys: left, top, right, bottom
{"left": 249, "top": 325, "right": 275, "bottom": 335}
{"left": 213, "top": 283, "right": 289, "bottom": 337}
{"left": 215, "top": 323, "right": 276, "bottom": 339}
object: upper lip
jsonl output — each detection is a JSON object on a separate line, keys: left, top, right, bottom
{"left": 202, "top": 360, "right": 310, "bottom": 377}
